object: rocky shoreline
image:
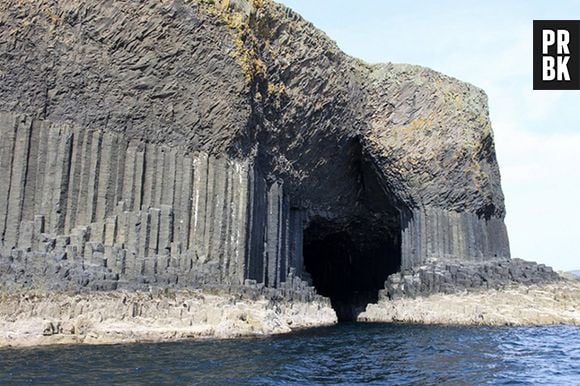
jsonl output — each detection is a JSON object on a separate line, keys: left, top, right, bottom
{"left": 0, "top": 289, "right": 337, "bottom": 348}
{"left": 359, "top": 276, "right": 580, "bottom": 326}
{"left": 2, "top": 276, "right": 578, "bottom": 348}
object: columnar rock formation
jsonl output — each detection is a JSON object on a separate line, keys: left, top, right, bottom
{"left": 0, "top": 0, "right": 519, "bottom": 317}
{"left": 0, "top": 111, "right": 308, "bottom": 289}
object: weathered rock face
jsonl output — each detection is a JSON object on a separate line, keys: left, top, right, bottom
{"left": 0, "top": 0, "right": 512, "bottom": 318}
{"left": 0, "top": 0, "right": 249, "bottom": 152}
{"left": 382, "top": 258, "right": 560, "bottom": 300}
{"left": 0, "top": 288, "right": 337, "bottom": 347}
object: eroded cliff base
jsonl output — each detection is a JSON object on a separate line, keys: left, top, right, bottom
{"left": 0, "top": 288, "right": 336, "bottom": 348}
{"left": 1, "top": 274, "right": 576, "bottom": 348}
{"left": 382, "top": 258, "right": 561, "bottom": 300}
{"left": 0, "top": 246, "right": 565, "bottom": 327}
{"left": 359, "top": 277, "right": 580, "bottom": 326}
{"left": 312, "top": 257, "right": 563, "bottom": 321}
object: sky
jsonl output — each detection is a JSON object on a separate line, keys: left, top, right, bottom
{"left": 279, "top": 0, "right": 580, "bottom": 271}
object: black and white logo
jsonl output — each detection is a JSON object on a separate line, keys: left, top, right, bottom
{"left": 533, "top": 20, "right": 580, "bottom": 90}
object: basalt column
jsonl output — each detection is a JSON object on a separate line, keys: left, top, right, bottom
{"left": 400, "top": 207, "right": 510, "bottom": 269}
{"left": 0, "top": 112, "right": 309, "bottom": 290}
{"left": 0, "top": 113, "right": 261, "bottom": 287}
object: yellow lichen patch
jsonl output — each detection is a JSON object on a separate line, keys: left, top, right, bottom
{"left": 396, "top": 114, "right": 437, "bottom": 140}
{"left": 195, "top": 0, "right": 268, "bottom": 84}
{"left": 452, "top": 93, "right": 462, "bottom": 109}
{"left": 440, "top": 86, "right": 463, "bottom": 110}
{"left": 267, "top": 81, "right": 286, "bottom": 96}
{"left": 252, "top": 0, "right": 265, "bottom": 9}
{"left": 254, "top": 57, "right": 266, "bottom": 77}
{"left": 43, "top": 7, "right": 61, "bottom": 27}
{"left": 463, "top": 145, "right": 486, "bottom": 192}
{"left": 432, "top": 76, "right": 468, "bottom": 112}
{"left": 475, "top": 114, "right": 493, "bottom": 136}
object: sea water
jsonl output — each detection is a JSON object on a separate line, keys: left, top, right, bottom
{"left": 1, "top": 324, "right": 579, "bottom": 385}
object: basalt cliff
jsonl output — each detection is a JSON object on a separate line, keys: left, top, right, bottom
{"left": 0, "top": 0, "right": 560, "bottom": 326}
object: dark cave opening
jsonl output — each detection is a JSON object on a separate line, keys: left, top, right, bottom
{"left": 303, "top": 219, "right": 401, "bottom": 322}
{"left": 300, "top": 138, "right": 403, "bottom": 321}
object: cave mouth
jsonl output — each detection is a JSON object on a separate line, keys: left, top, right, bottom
{"left": 303, "top": 219, "right": 401, "bottom": 322}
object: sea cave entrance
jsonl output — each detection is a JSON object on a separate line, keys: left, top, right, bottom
{"left": 303, "top": 218, "right": 401, "bottom": 322}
